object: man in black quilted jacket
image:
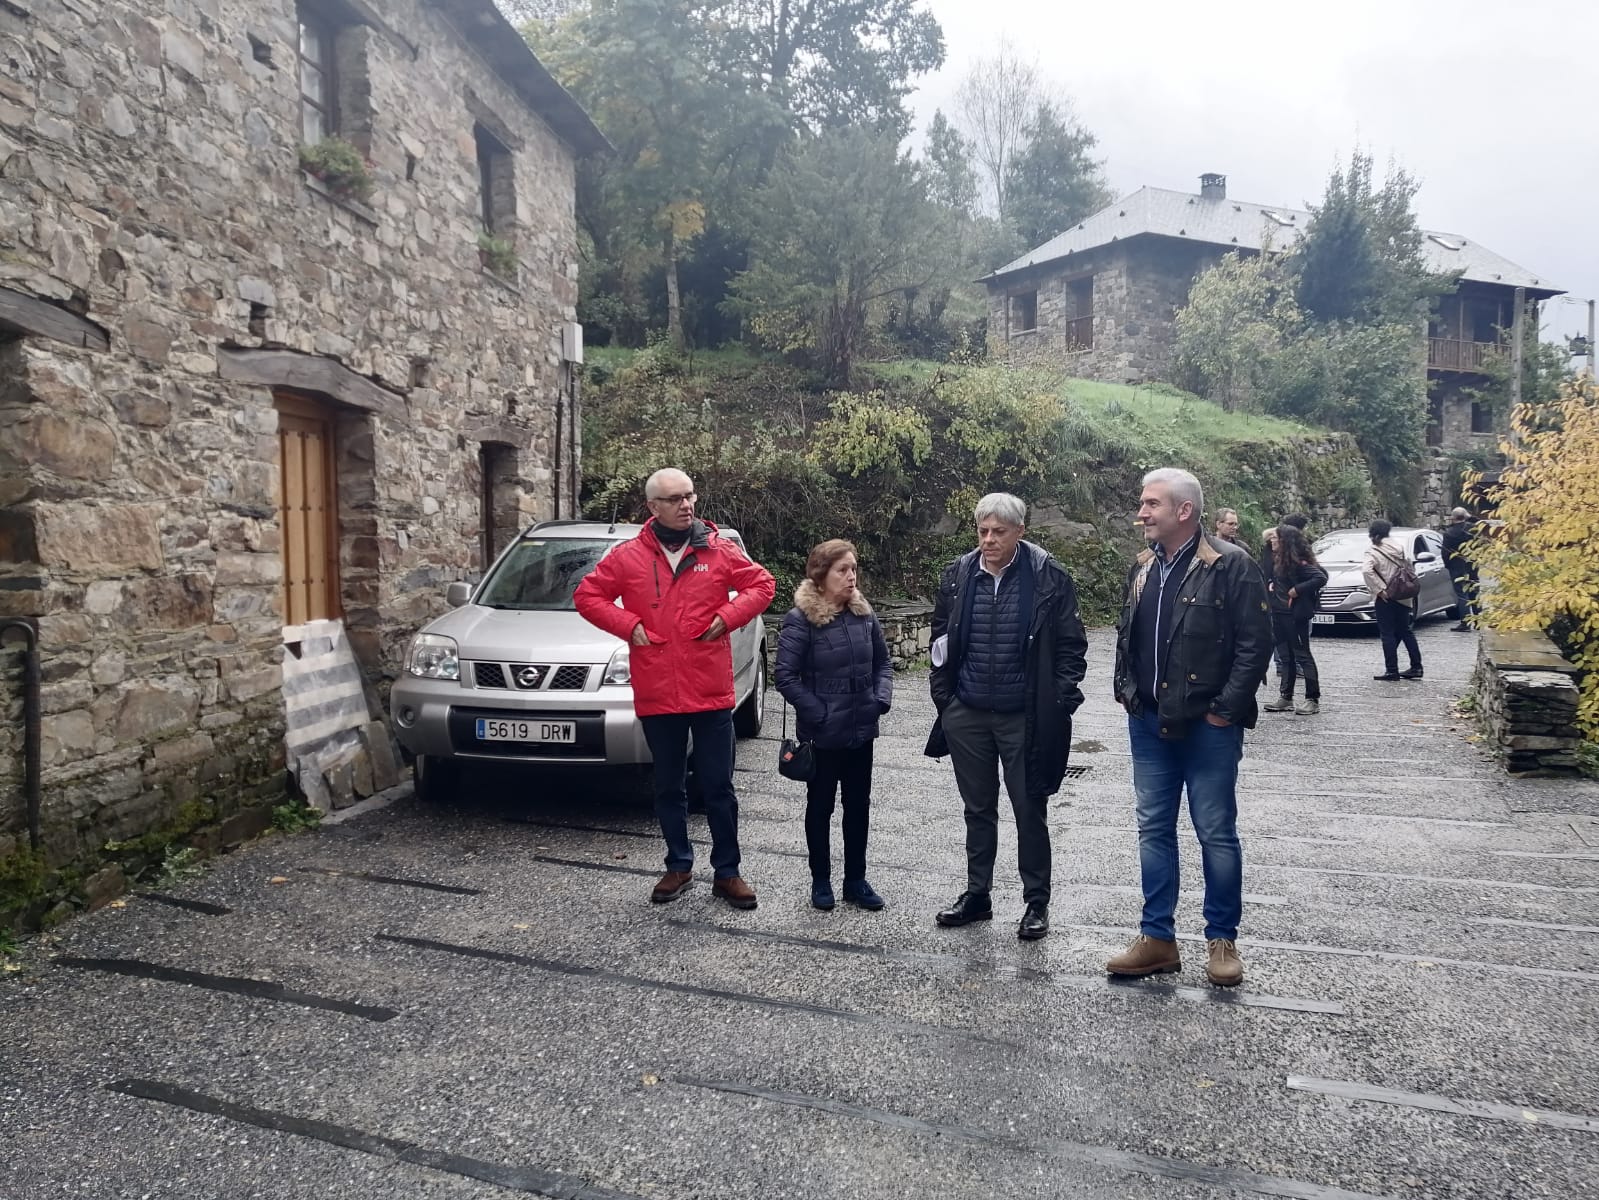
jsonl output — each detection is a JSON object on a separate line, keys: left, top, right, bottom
{"left": 924, "top": 493, "right": 1088, "bottom": 941}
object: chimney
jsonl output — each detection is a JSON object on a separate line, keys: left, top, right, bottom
{"left": 1200, "top": 173, "right": 1227, "bottom": 200}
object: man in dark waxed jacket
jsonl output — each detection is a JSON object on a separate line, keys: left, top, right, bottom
{"left": 924, "top": 492, "right": 1088, "bottom": 941}
{"left": 1108, "top": 467, "right": 1271, "bottom": 988}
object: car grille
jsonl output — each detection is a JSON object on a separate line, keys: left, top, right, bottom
{"left": 470, "top": 662, "right": 592, "bottom": 691}
{"left": 550, "top": 665, "right": 589, "bottom": 690}
{"left": 1319, "top": 585, "right": 1363, "bottom": 608}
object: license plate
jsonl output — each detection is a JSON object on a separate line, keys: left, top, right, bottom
{"left": 1311, "top": 614, "right": 1335, "bottom": 625}
{"left": 475, "top": 718, "right": 576, "bottom": 743}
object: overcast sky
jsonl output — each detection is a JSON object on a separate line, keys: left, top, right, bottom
{"left": 911, "top": 0, "right": 1596, "bottom": 347}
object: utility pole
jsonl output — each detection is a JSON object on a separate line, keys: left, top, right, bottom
{"left": 1507, "top": 287, "right": 1526, "bottom": 450}
{"left": 1588, "top": 298, "right": 1595, "bottom": 379}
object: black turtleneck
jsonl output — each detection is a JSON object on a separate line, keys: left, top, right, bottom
{"left": 653, "top": 521, "right": 691, "bottom": 549}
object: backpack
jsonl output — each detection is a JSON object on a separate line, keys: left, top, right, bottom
{"left": 1378, "top": 546, "right": 1420, "bottom": 602}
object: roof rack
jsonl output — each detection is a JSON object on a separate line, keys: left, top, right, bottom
{"left": 522, "top": 518, "right": 612, "bottom": 535}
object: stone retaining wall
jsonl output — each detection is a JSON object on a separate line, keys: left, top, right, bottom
{"left": 1472, "top": 629, "right": 1583, "bottom": 775}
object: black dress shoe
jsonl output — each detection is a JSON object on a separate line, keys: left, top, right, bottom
{"left": 1400, "top": 666, "right": 1424, "bottom": 679}
{"left": 1018, "top": 901, "right": 1049, "bottom": 941}
{"left": 1373, "top": 672, "right": 1402, "bottom": 681}
{"left": 935, "top": 891, "right": 992, "bottom": 927}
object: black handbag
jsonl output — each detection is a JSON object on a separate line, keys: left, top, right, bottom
{"left": 777, "top": 699, "right": 815, "bottom": 782}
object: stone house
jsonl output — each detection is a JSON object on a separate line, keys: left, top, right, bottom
{"left": 983, "top": 174, "right": 1563, "bottom": 453}
{"left": 0, "top": 0, "right": 605, "bottom": 887}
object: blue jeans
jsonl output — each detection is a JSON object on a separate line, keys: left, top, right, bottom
{"left": 1127, "top": 708, "right": 1244, "bottom": 941}
{"left": 640, "top": 708, "right": 740, "bottom": 878}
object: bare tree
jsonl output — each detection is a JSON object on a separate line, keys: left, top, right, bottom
{"left": 952, "top": 40, "right": 1047, "bottom": 222}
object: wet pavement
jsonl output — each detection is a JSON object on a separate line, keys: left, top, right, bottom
{"left": 3, "top": 619, "right": 1597, "bottom": 1199}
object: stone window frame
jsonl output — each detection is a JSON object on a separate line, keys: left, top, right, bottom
{"left": 474, "top": 122, "right": 516, "bottom": 239}
{"left": 1470, "top": 399, "right": 1496, "bottom": 435}
{"left": 1010, "top": 290, "right": 1038, "bottom": 337}
{"left": 1065, "top": 274, "right": 1094, "bottom": 350}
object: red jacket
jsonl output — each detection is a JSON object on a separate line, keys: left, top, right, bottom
{"left": 574, "top": 518, "right": 775, "bottom": 717}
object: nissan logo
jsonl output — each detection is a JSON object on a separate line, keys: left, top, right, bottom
{"left": 516, "top": 667, "right": 542, "bottom": 688}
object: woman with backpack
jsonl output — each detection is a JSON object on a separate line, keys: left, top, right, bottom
{"left": 775, "top": 539, "right": 894, "bottom": 912}
{"left": 1363, "top": 519, "right": 1423, "bottom": 681}
{"left": 1263, "top": 524, "right": 1328, "bottom": 714}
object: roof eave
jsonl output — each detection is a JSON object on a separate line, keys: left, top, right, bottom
{"left": 427, "top": 0, "right": 612, "bottom": 159}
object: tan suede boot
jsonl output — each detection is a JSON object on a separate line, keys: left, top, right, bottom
{"left": 1106, "top": 934, "right": 1181, "bottom": 977}
{"left": 1206, "top": 938, "right": 1244, "bottom": 986}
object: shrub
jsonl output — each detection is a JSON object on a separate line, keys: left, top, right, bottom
{"left": 1468, "top": 378, "right": 1599, "bottom": 736}
{"left": 297, "top": 137, "right": 374, "bottom": 203}
{"left": 477, "top": 231, "right": 518, "bottom": 278}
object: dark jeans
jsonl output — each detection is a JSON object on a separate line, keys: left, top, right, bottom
{"left": 640, "top": 708, "right": 740, "bottom": 878}
{"left": 1451, "top": 574, "right": 1480, "bottom": 621}
{"left": 1128, "top": 708, "right": 1244, "bottom": 942}
{"left": 1270, "top": 613, "right": 1320, "bottom": 700}
{"left": 941, "top": 699, "right": 1050, "bottom": 904}
{"left": 1373, "top": 599, "right": 1421, "bottom": 674}
{"left": 805, "top": 743, "right": 874, "bottom": 883}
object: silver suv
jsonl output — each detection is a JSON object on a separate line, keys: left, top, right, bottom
{"left": 390, "top": 520, "right": 768, "bottom": 798}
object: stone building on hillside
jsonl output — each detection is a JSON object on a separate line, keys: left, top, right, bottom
{"left": 983, "top": 173, "right": 1563, "bottom": 454}
{"left": 0, "top": 0, "right": 605, "bottom": 886}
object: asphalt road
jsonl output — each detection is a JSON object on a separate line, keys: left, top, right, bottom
{"left": 3, "top": 620, "right": 1597, "bottom": 1199}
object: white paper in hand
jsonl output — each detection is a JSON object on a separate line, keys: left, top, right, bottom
{"left": 930, "top": 634, "right": 948, "bottom": 668}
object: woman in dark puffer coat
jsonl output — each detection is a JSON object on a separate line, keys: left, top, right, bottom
{"left": 775, "top": 539, "right": 894, "bottom": 912}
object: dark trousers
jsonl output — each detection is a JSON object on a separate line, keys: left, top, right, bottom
{"left": 640, "top": 708, "right": 740, "bottom": 878}
{"left": 941, "top": 699, "right": 1050, "bottom": 904}
{"left": 1452, "top": 574, "right": 1480, "bottom": 621}
{"left": 805, "top": 743, "right": 874, "bottom": 882}
{"left": 1374, "top": 599, "right": 1421, "bottom": 674}
{"left": 1270, "top": 613, "right": 1320, "bottom": 700}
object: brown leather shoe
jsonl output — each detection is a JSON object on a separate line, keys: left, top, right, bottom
{"left": 650, "top": 870, "right": 694, "bottom": 904}
{"left": 1106, "top": 934, "right": 1181, "bottom": 977}
{"left": 712, "top": 875, "right": 758, "bottom": 910}
{"left": 1206, "top": 938, "right": 1244, "bottom": 987}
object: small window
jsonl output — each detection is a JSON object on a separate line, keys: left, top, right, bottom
{"left": 1066, "top": 276, "right": 1094, "bottom": 350}
{"left": 475, "top": 123, "right": 514, "bottom": 236}
{"left": 1011, "top": 290, "right": 1037, "bottom": 334}
{"left": 1471, "top": 400, "right": 1495, "bottom": 434}
{"left": 297, "top": 7, "right": 338, "bottom": 144}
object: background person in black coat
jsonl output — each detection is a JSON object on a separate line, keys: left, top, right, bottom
{"left": 775, "top": 540, "right": 893, "bottom": 912}
{"left": 1262, "top": 524, "right": 1329, "bottom": 715}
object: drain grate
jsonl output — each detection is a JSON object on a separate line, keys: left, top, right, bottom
{"left": 1063, "top": 764, "right": 1092, "bottom": 779}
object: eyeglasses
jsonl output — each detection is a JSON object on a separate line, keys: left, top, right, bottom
{"left": 649, "top": 492, "right": 697, "bottom": 506}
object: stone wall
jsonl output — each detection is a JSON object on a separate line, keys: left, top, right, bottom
{"left": 1472, "top": 630, "right": 1584, "bottom": 776}
{"left": 0, "top": 0, "right": 586, "bottom": 872}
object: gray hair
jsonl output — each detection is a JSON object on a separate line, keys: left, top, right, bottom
{"left": 644, "top": 467, "right": 693, "bottom": 500}
{"left": 974, "top": 492, "right": 1027, "bottom": 527}
{"left": 1141, "top": 468, "right": 1204, "bottom": 520}
{"left": 1215, "top": 507, "right": 1238, "bottom": 522}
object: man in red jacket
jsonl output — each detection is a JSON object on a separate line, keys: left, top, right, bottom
{"left": 574, "top": 468, "right": 776, "bottom": 909}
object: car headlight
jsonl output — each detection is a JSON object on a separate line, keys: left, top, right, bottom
{"left": 406, "top": 633, "right": 460, "bottom": 680}
{"left": 601, "top": 645, "right": 631, "bottom": 686}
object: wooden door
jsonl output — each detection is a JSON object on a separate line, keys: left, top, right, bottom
{"left": 274, "top": 393, "right": 341, "bottom": 625}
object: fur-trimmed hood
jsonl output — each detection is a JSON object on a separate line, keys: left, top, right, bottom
{"left": 794, "top": 579, "right": 873, "bottom": 626}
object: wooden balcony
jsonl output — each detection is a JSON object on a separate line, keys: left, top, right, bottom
{"left": 1428, "top": 337, "right": 1504, "bottom": 372}
{"left": 1065, "top": 314, "right": 1094, "bottom": 351}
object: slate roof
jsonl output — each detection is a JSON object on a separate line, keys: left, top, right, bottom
{"left": 987, "top": 186, "right": 1562, "bottom": 297}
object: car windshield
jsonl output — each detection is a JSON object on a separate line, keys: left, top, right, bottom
{"left": 476, "top": 537, "right": 615, "bottom": 610}
{"left": 1313, "top": 532, "right": 1371, "bottom": 563}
